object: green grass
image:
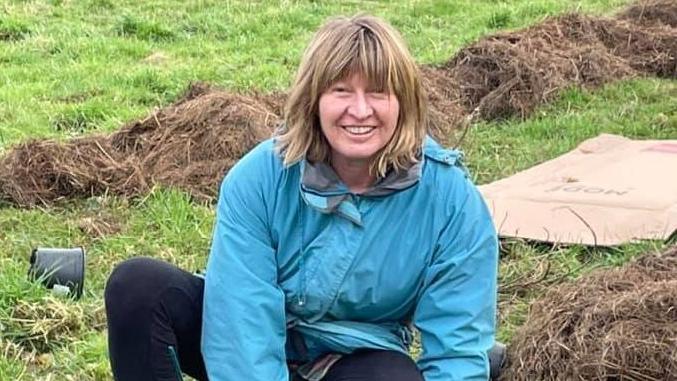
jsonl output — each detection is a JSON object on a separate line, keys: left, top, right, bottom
{"left": 1, "top": 0, "right": 675, "bottom": 379}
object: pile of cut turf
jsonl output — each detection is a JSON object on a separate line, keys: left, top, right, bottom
{"left": 501, "top": 245, "right": 677, "bottom": 381}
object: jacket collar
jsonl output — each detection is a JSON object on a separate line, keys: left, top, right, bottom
{"left": 298, "top": 136, "right": 461, "bottom": 223}
{"left": 300, "top": 158, "right": 422, "bottom": 198}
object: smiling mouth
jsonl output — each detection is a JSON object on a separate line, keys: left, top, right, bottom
{"left": 342, "top": 126, "right": 376, "bottom": 135}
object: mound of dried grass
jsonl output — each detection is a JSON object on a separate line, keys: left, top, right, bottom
{"left": 110, "top": 86, "right": 278, "bottom": 200}
{"left": 447, "top": 10, "right": 676, "bottom": 119}
{"left": 501, "top": 246, "right": 677, "bottom": 381}
{"left": 0, "top": 84, "right": 279, "bottom": 207}
{"left": 419, "top": 66, "right": 467, "bottom": 146}
{"left": 0, "top": 137, "right": 143, "bottom": 206}
{"left": 619, "top": 0, "right": 677, "bottom": 28}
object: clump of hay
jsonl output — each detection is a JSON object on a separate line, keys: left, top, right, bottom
{"left": 501, "top": 246, "right": 677, "bottom": 381}
{"left": 446, "top": 10, "right": 676, "bottom": 119}
{"left": 5, "top": 298, "right": 106, "bottom": 354}
{"left": 110, "top": 84, "right": 278, "bottom": 200}
{"left": 0, "top": 83, "right": 280, "bottom": 207}
{"left": 0, "top": 137, "right": 144, "bottom": 206}
{"left": 592, "top": 17, "right": 677, "bottom": 77}
{"left": 619, "top": 0, "right": 677, "bottom": 28}
{"left": 419, "top": 66, "right": 467, "bottom": 146}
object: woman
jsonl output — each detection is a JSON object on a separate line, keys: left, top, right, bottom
{"left": 105, "top": 14, "right": 498, "bottom": 381}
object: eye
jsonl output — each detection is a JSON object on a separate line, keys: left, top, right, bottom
{"left": 332, "top": 84, "right": 349, "bottom": 93}
{"left": 366, "top": 84, "right": 388, "bottom": 97}
{"left": 368, "top": 90, "right": 389, "bottom": 100}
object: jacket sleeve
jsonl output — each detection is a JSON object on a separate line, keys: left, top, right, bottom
{"left": 414, "top": 170, "right": 498, "bottom": 381}
{"left": 201, "top": 149, "right": 288, "bottom": 381}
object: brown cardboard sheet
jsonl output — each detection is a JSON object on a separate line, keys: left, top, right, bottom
{"left": 479, "top": 134, "right": 677, "bottom": 246}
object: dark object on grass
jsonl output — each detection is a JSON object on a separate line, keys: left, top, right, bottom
{"left": 28, "top": 247, "right": 86, "bottom": 299}
{"left": 500, "top": 245, "right": 677, "bottom": 381}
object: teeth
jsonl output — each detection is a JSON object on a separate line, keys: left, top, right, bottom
{"left": 343, "top": 126, "right": 375, "bottom": 135}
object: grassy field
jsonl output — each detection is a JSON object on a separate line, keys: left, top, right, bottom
{"left": 1, "top": 0, "right": 675, "bottom": 379}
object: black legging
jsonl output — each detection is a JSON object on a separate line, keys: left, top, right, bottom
{"left": 104, "top": 257, "right": 424, "bottom": 381}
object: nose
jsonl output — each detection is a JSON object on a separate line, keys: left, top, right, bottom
{"left": 347, "top": 92, "right": 374, "bottom": 119}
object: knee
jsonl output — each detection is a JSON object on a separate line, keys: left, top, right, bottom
{"left": 370, "top": 351, "right": 422, "bottom": 380}
{"left": 329, "top": 350, "right": 423, "bottom": 381}
{"left": 104, "top": 257, "right": 170, "bottom": 313}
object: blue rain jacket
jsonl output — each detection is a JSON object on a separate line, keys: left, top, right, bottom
{"left": 202, "top": 136, "right": 498, "bottom": 381}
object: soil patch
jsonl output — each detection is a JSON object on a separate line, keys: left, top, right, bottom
{"left": 501, "top": 246, "right": 677, "bottom": 381}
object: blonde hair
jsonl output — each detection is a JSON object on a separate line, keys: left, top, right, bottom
{"left": 275, "top": 14, "right": 427, "bottom": 177}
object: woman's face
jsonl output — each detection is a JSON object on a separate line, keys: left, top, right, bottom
{"left": 318, "top": 73, "right": 400, "bottom": 166}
